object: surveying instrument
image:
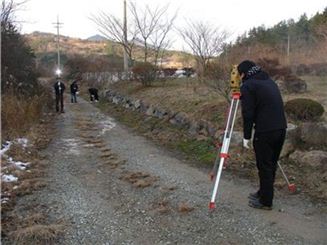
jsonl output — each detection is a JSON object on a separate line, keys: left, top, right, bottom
{"left": 209, "top": 65, "right": 296, "bottom": 210}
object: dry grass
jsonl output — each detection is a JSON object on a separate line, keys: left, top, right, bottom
{"left": 1, "top": 93, "right": 53, "bottom": 140}
{"left": 110, "top": 79, "right": 225, "bottom": 118}
{"left": 100, "top": 152, "right": 113, "bottom": 159}
{"left": 154, "top": 200, "right": 170, "bottom": 214}
{"left": 15, "top": 178, "right": 47, "bottom": 196}
{"left": 119, "top": 171, "right": 158, "bottom": 188}
{"left": 10, "top": 224, "right": 65, "bottom": 244}
{"left": 100, "top": 148, "right": 112, "bottom": 153}
{"left": 178, "top": 202, "right": 194, "bottom": 213}
{"left": 94, "top": 142, "right": 107, "bottom": 148}
{"left": 102, "top": 159, "right": 126, "bottom": 169}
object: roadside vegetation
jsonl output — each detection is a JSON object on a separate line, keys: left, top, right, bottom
{"left": 1, "top": 1, "right": 63, "bottom": 243}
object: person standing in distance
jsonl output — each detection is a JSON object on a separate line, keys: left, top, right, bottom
{"left": 238, "top": 60, "right": 287, "bottom": 210}
{"left": 70, "top": 79, "right": 79, "bottom": 103}
{"left": 54, "top": 76, "right": 66, "bottom": 113}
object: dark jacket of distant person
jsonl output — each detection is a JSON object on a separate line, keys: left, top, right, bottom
{"left": 70, "top": 81, "right": 78, "bottom": 94}
{"left": 54, "top": 79, "right": 66, "bottom": 95}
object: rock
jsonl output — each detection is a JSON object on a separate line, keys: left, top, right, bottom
{"left": 112, "top": 96, "right": 120, "bottom": 104}
{"left": 280, "top": 138, "right": 295, "bottom": 158}
{"left": 278, "top": 123, "right": 299, "bottom": 157}
{"left": 145, "top": 106, "right": 155, "bottom": 116}
{"left": 198, "top": 128, "right": 208, "bottom": 137}
{"left": 289, "top": 150, "right": 327, "bottom": 168}
{"left": 140, "top": 102, "right": 149, "bottom": 113}
{"left": 206, "top": 122, "right": 217, "bottom": 137}
{"left": 171, "top": 112, "right": 190, "bottom": 128}
{"left": 153, "top": 109, "right": 167, "bottom": 119}
{"left": 284, "top": 78, "right": 307, "bottom": 93}
{"left": 134, "top": 100, "right": 141, "bottom": 109}
{"left": 300, "top": 122, "right": 327, "bottom": 149}
{"left": 189, "top": 121, "right": 200, "bottom": 136}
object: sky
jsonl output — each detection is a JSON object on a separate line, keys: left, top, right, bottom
{"left": 16, "top": 0, "right": 327, "bottom": 50}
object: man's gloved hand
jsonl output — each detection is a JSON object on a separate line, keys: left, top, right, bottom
{"left": 243, "top": 139, "right": 251, "bottom": 149}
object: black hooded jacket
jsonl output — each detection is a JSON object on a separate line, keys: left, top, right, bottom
{"left": 54, "top": 80, "right": 65, "bottom": 96}
{"left": 240, "top": 71, "right": 287, "bottom": 139}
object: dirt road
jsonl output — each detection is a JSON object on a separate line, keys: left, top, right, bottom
{"left": 14, "top": 98, "right": 327, "bottom": 244}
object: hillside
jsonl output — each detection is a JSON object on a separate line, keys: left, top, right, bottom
{"left": 25, "top": 31, "right": 111, "bottom": 56}
{"left": 25, "top": 31, "right": 195, "bottom": 69}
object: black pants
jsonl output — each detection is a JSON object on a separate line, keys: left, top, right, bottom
{"left": 55, "top": 93, "right": 64, "bottom": 112}
{"left": 253, "top": 129, "right": 286, "bottom": 206}
{"left": 71, "top": 93, "right": 77, "bottom": 103}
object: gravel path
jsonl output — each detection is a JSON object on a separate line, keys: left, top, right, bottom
{"left": 20, "top": 98, "right": 327, "bottom": 244}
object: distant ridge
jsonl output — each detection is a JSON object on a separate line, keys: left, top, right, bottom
{"left": 86, "top": 34, "right": 107, "bottom": 41}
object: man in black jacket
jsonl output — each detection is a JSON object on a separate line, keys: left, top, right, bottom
{"left": 54, "top": 77, "right": 66, "bottom": 113}
{"left": 238, "top": 60, "right": 287, "bottom": 210}
{"left": 70, "top": 80, "right": 79, "bottom": 103}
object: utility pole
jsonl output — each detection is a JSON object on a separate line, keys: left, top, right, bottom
{"left": 123, "top": 0, "right": 128, "bottom": 73}
{"left": 287, "top": 33, "right": 290, "bottom": 65}
{"left": 53, "top": 15, "right": 63, "bottom": 76}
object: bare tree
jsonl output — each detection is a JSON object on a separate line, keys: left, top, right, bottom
{"left": 90, "top": 11, "right": 137, "bottom": 62}
{"left": 179, "top": 21, "right": 229, "bottom": 76}
{"left": 1, "top": 0, "right": 27, "bottom": 28}
{"left": 91, "top": 2, "right": 176, "bottom": 69}
{"left": 205, "top": 61, "right": 231, "bottom": 102}
{"left": 130, "top": 2, "right": 176, "bottom": 64}
{"left": 150, "top": 12, "right": 177, "bottom": 67}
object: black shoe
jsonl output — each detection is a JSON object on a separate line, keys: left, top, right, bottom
{"left": 248, "top": 192, "right": 259, "bottom": 200}
{"left": 248, "top": 198, "right": 272, "bottom": 210}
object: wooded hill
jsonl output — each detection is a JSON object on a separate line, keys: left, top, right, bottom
{"left": 223, "top": 8, "right": 327, "bottom": 75}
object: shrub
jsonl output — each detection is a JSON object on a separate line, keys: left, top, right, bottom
{"left": 203, "top": 62, "right": 231, "bottom": 102}
{"left": 132, "top": 62, "right": 157, "bottom": 86}
{"left": 285, "top": 98, "right": 324, "bottom": 121}
{"left": 283, "top": 75, "right": 307, "bottom": 93}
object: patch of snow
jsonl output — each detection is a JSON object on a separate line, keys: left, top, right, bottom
{"left": 0, "top": 141, "right": 12, "bottom": 156}
{"left": 99, "top": 118, "right": 116, "bottom": 135}
{"left": 8, "top": 158, "right": 30, "bottom": 170}
{"left": 1, "top": 197, "right": 10, "bottom": 204}
{"left": 15, "top": 161, "right": 30, "bottom": 170}
{"left": 16, "top": 138, "right": 29, "bottom": 147}
{"left": 2, "top": 174, "right": 18, "bottom": 182}
{"left": 62, "top": 138, "right": 80, "bottom": 155}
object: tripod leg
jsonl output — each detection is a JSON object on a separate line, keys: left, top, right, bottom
{"left": 209, "top": 98, "right": 239, "bottom": 209}
{"left": 278, "top": 161, "right": 296, "bottom": 193}
{"left": 209, "top": 157, "right": 226, "bottom": 209}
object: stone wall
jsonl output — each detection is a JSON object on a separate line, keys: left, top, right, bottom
{"left": 104, "top": 89, "right": 327, "bottom": 169}
{"left": 105, "top": 89, "right": 243, "bottom": 146}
